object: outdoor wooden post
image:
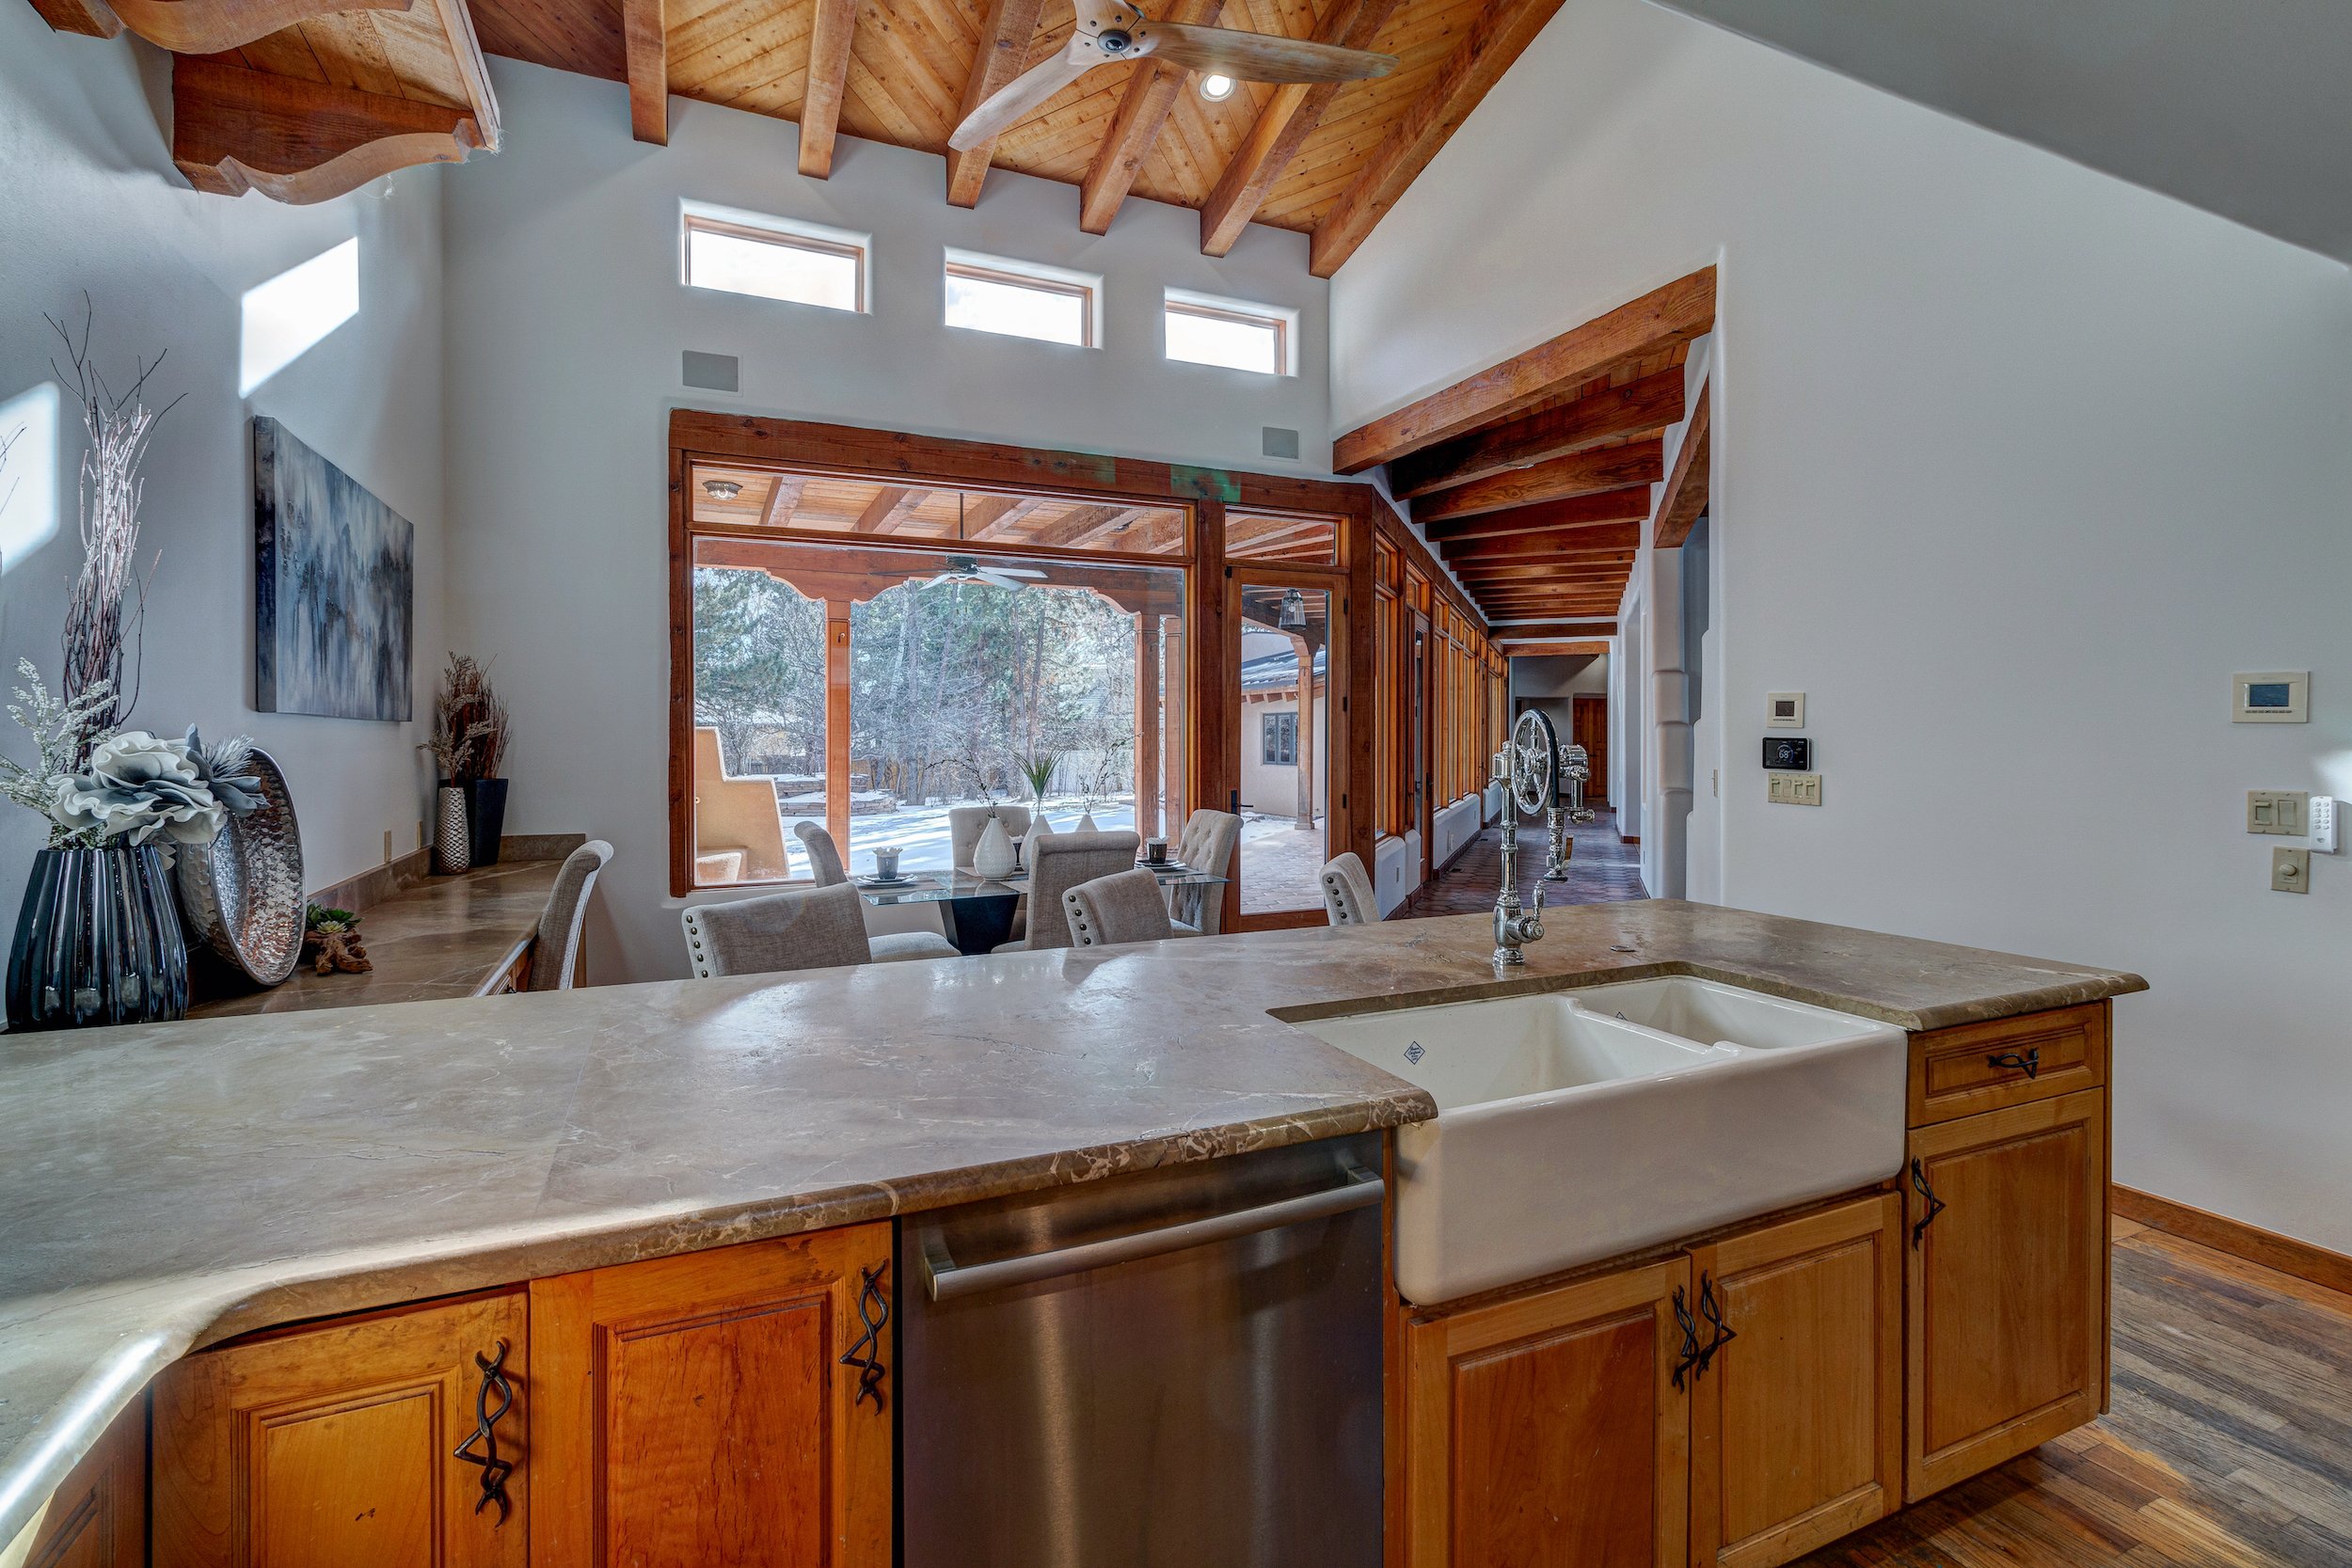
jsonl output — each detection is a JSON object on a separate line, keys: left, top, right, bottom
{"left": 1286, "top": 628, "right": 1320, "bottom": 830}
{"left": 1135, "top": 614, "right": 1162, "bottom": 839}
{"left": 1164, "top": 614, "right": 1188, "bottom": 834}
{"left": 825, "top": 601, "right": 852, "bottom": 856}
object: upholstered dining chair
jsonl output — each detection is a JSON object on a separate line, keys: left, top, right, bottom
{"left": 1063, "top": 868, "right": 1173, "bottom": 947}
{"left": 995, "top": 831, "right": 1139, "bottom": 952}
{"left": 1166, "top": 808, "right": 1241, "bottom": 936}
{"left": 1319, "top": 852, "right": 1377, "bottom": 927}
{"left": 683, "top": 882, "right": 952, "bottom": 976}
{"left": 946, "top": 803, "right": 1032, "bottom": 872}
{"left": 788, "top": 822, "right": 959, "bottom": 961}
{"left": 528, "top": 839, "right": 612, "bottom": 990}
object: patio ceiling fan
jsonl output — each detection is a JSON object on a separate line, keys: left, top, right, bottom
{"left": 946, "top": 0, "right": 1398, "bottom": 151}
{"left": 925, "top": 556, "right": 1048, "bottom": 590}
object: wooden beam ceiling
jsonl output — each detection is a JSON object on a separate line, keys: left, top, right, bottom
{"left": 1198, "top": 0, "right": 1404, "bottom": 256}
{"left": 1501, "top": 639, "right": 1610, "bottom": 657}
{"left": 759, "top": 474, "right": 806, "bottom": 528}
{"left": 109, "top": 0, "right": 405, "bottom": 52}
{"left": 1081, "top": 0, "right": 1225, "bottom": 235}
{"left": 1439, "top": 521, "right": 1641, "bottom": 562}
{"left": 850, "top": 487, "right": 926, "bottom": 534}
{"left": 797, "top": 0, "right": 857, "bottom": 180}
{"left": 1309, "top": 0, "right": 1568, "bottom": 278}
{"left": 26, "top": 0, "right": 119, "bottom": 36}
{"left": 1412, "top": 439, "right": 1663, "bottom": 526}
{"left": 1652, "top": 379, "right": 1711, "bottom": 551}
{"left": 1388, "top": 368, "right": 1687, "bottom": 499}
{"left": 623, "top": 0, "right": 667, "bottom": 145}
{"left": 1422, "top": 487, "right": 1653, "bottom": 544}
{"left": 946, "top": 0, "right": 1049, "bottom": 207}
{"left": 173, "top": 57, "right": 494, "bottom": 204}
{"left": 1335, "top": 268, "right": 1716, "bottom": 472}
{"left": 1493, "top": 620, "right": 1616, "bottom": 639}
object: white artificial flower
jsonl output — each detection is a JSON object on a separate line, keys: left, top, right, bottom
{"left": 46, "top": 730, "right": 226, "bottom": 847}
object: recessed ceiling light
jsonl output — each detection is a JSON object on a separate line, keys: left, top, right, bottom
{"left": 702, "top": 478, "right": 743, "bottom": 500}
{"left": 1197, "top": 72, "right": 1235, "bottom": 103}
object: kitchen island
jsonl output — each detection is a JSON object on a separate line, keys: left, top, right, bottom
{"left": 0, "top": 901, "right": 2143, "bottom": 1564}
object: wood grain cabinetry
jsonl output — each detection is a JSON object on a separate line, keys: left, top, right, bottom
{"left": 1403, "top": 1258, "right": 1691, "bottom": 1568}
{"left": 153, "top": 1290, "right": 529, "bottom": 1568}
{"left": 1907, "top": 1004, "right": 2106, "bottom": 1126}
{"left": 528, "top": 1223, "right": 893, "bottom": 1568}
{"left": 12, "top": 1397, "right": 146, "bottom": 1568}
{"left": 1688, "top": 1196, "right": 1903, "bottom": 1568}
{"left": 1904, "top": 1086, "right": 2107, "bottom": 1500}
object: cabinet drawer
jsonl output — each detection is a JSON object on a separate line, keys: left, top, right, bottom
{"left": 1907, "top": 1005, "right": 2106, "bottom": 1126}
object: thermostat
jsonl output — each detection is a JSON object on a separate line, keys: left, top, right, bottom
{"left": 1762, "top": 736, "right": 1812, "bottom": 771}
{"left": 1767, "top": 692, "right": 1805, "bottom": 728}
{"left": 2233, "top": 672, "right": 2308, "bottom": 723}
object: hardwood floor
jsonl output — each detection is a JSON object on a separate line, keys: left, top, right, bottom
{"left": 1797, "top": 1221, "right": 2352, "bottom": 1567}
{"left": 1390, "top": 806, "right": 1645, "bottom": 918}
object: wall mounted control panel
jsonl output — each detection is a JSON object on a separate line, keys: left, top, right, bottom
{"left": 2247, "top": 791, "right": 2310, "bottom": 835}
{"left": 1767, "top": 772, "right": 1822, "bottom": 806}
{"left": 1762, "top": 736, "right": 1812, "bottom": 770}
{"left": 2312, "top": 797, "right": 2340, "bottom": 854}
{"left": 1767, "top": 692, "right": 1805, "bottom": 727}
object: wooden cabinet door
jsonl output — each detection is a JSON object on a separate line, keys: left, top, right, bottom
{"left": 14, "top": 1395, "right": 146, "bottom": 1568}
{"left": 528, "top": 1223, "right": 891, "bottom": 1568}
{"left": 1688, "top": 1196, "right": 1902, "bottom": 1568}
{"left": 1403, "top": 1258, "right": 1691, "bottom": 1568}
{"left": 1905, "top": 1089, "right": 2106, "bottom": 1500}
{"left": 153, "top": 1290, "right": 529, "bottom": 1568}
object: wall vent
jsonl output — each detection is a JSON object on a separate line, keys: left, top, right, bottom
{"left": 1261, "top": 426, "right": 1301, "bottom": 460}
{"left": 682, "top": 351, "right": 740, "bottom": 392}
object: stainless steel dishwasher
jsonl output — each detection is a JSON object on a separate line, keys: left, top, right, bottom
{"left": 899, "top": 1132, "right": 1386, "bottom": 1568}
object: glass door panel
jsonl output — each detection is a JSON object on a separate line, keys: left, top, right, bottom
{"left": 1232, "top": 579, "right": 1332, "bottom": 920}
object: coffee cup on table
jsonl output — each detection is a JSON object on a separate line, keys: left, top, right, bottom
{"left": 1144, "top": 838, "right": 1169, "bottom": 865}
{"left": 872, "top": 847, "right": 901, "bottom": 879}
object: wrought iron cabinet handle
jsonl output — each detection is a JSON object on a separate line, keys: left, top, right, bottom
{"left": 839, "top": 1262, "right": 892, "bottom": 1412}
{"left": 1695, "top": 1273, "right": 1739, "bottom": 1373}
{"left": 1987, "top": 1046, "right": 2042, "bottom": 1080}
{"left": 1909, "top": 1158, "right": 1948, "bottom": 1249}
{"left": 1670, "top": 1286, "right": 1703, "bottom": 1391}
{"left": 453, "top": 1338, "right": 517, "bottom": 1524}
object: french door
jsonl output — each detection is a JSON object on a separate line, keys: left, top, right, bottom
{"left": 1222, "top": 566, "right": 1349, "bottom": 929}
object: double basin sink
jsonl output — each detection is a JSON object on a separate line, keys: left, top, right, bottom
{"left": 1291, "top": 976, "right": 1906, "bottom": 1306}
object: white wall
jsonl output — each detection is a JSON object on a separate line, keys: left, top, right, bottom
{"left": 442, "top": 59, "right": 1333, "bottom": 980}
{"left": 1330, "top": 0, "right": 2352, "bottom": 1250}
{"left": 0, "top": 14, "right": 448, "bottom": 927}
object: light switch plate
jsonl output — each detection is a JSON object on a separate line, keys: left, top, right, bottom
{"left": 2248, "top": 790, "right": 2310, "bottom": 835}
{"left": 1767, "top": 692, "right": 1805, "bottom": 728}
{"left": 1768, "top": 772, "right": 1822, "bottom": 806}
{"left": 2273, "top": 847, "right": 2311, "bottom": 894}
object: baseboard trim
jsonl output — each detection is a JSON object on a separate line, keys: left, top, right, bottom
{"left": 2112, "top": 1184, "right": 2352, "bottom": 1296}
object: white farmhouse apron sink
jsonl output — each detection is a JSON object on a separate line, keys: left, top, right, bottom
{"left": 1292, "top": 976, "right": 1907, "bottom": 1306}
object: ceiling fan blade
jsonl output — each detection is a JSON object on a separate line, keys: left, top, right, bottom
{"left": 1138, "top": 22, "right": 1396, "bottom": 84}
{"left": 992, "top": 565, "right": 1048, "bottom": 578}
{"left": 949, "top": 34, "right": 1106, "bottom": 150}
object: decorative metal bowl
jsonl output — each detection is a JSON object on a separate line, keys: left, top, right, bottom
{"left": 176, "top": 747, "right": 305, "bottom": 987}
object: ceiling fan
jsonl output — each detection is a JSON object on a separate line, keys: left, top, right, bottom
{"left": 948, "top": 0, "right": 1398, "bottom": 151}
{"left": 925, "top": 556, "right": 1049, "bottom": 590}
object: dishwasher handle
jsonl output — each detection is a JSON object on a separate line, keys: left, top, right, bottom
{"left": 921, "top": 1164, "right": 1385, "bottom": 1302}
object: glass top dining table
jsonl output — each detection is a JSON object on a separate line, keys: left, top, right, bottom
{"left": 855, "top": 862, "right": 1228, "bottom": 955}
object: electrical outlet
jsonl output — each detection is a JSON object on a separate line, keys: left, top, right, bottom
{"left": 1768, "top": 772, "right": 1822, "bottom": 806}
{"left": 2272, "top": 847, "right": 2311, "bottom": 894}
{"left": 2247, "top": 790, "right": 2309, "bottom": 835}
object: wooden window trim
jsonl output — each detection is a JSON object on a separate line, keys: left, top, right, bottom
{"left": 683, "top": 213, "right": 867, "bottom": 311}
{"left": 943, "top": 260, "right": 1097, "bottom": 348}
{"left": 1165, "top": 297, "right": 1289, "bottom": 376}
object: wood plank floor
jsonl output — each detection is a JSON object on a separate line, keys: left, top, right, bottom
{"left": 1797, "top": 1221, "right": 2352, "bottom": 1567}
{"left": 1389, "top": 806, "right": 1645, "bottom": 918}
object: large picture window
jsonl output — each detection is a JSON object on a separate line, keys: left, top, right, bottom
{"left": 686, "top": 477, "right": 1186, "bottom": 888}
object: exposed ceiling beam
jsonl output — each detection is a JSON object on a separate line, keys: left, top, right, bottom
{"left": 622, "top": 0, "right": 666, "bottom": 143}
{"left": 1308, "top": 0, "right": 1567, "bottom": 280}
{"left": 1422, "top": 487, "right": 1653, "bottom": 545}
{"left": 103, "top": 0, "right": 404, "bottom": 52}
{"left": 1495, "top": 621, "right": 1617, "bottom": 639}
{"left": 1501, "top": 640, "right": 1611, "bottom": 657}
{"left": 1080, "top": 0, "right": 1225, "bottom": 235}
{"left": 1413, "top": 440, "right": 1663, "bottom": 525}
{"left": 1389, "top": 368, "right": 1687, "bottom": 499}
{"left": 173, "top": 58, "right": 493, "bottom": 205}
{"left": 1198, "top": 0, "right": 1404, "bottom": 256}
{"left": 1440, "top": 521, "right": 1641, "bottom": 562}
{"left": 1455, "top": 568, "right": 1636, "bottom": 591}
{"left": 946, "top": 0, "right": 1048, "bottom": 207}
{"left": 1651, "top": 380, "right": 1711, "bottom": 551}
{"left": 962, "top": 494, "right": 1045, "bottom": 540}
{"left": 852, "top": 488, "right": 927, "bottom": 534}
{"left": 799, "top": 0, "right": 858, "bottom": 179}
{"left": 1029, "top": 503, "right": 1131, "bottom": 547}
{"left": 25, "top": 0, "right": 121, "bottom": 38}
{"left": 759, "top": 474, "right": 806, "bottom": 528}
{"left": 1067, "top": 507, "right": 1153, "bottom": 547}
{"left": 1334, "top": 267, "right": 1715, "bottom": 471}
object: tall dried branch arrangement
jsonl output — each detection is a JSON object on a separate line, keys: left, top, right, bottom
{"left": 50, "top": 296, "right": 178, "bottom": 760}
{"left": 418, "top": 654, "right": 508, "bottom": 783}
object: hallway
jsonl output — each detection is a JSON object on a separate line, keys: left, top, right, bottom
{"left": 1390, "top": 807, "right": 1645, "bottom": 918}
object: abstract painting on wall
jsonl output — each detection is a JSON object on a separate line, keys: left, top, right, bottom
{"left": 253, "top": 417, "right": 413, "bottom": 721}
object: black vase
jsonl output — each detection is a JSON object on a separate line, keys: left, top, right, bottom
{"left": 6, "top": 845, "right": 190, "bottom": 1032}
{"left": 466, "top": 777, "right": 510, "bottom": 867}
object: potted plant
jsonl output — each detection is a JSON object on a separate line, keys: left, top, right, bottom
{"left": 419, "top": 655, "right": 509, "bottom": 872}
{"left": 1016, "top": 752, "right": 1059, "bottom": 833}
{"left": 1, "top": 664, "right": 258, "bottom": 1030}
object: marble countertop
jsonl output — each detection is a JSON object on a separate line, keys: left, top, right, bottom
{"left": 0, "top": 900, "right": 2142, "bottom": 1542}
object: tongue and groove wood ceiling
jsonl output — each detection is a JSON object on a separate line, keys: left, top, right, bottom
{"left": 24, "top": 0, "right": 1564, "bottom": 271}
